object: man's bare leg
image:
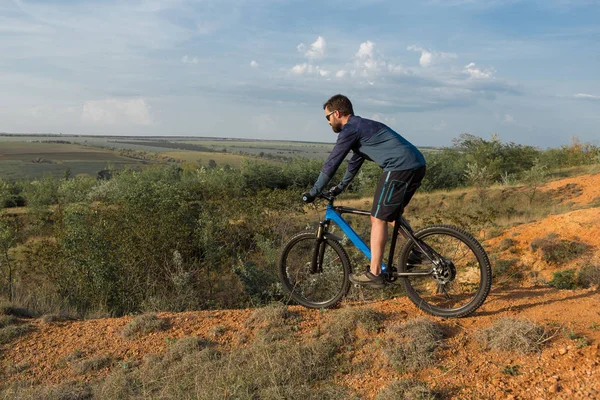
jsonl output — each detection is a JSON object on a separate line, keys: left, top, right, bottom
{"left": 370, "top": 216, "right": 388, "bottom": 276}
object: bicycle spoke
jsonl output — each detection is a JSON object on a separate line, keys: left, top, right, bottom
{"left": 399, "top": 225, "right": 491, "bottom": 317}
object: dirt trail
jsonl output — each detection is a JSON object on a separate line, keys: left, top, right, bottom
{"left": 2, "top": 173, "right": 600, "bottom": 399}
{"left": 2, "top": 287, "right": 600, "bottom": 399}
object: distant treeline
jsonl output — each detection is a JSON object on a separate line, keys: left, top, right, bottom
{"left": 112, "top": 140, "right": 218, "bottom": 153}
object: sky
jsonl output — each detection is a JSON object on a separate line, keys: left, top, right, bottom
{"left": 0, "top": 0, "right": 599, "bottom": 147}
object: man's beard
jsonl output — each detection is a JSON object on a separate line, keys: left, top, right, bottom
{"left": 331, "top": 122, "right": 343, "bottom": 133}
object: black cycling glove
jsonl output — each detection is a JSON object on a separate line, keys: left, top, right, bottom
{"left": 302, "top": 192, "right": 315, "bottom": 203}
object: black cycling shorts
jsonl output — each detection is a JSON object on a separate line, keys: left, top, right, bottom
{"left": 371, "top": 166, "right": 426, "bottom": 222}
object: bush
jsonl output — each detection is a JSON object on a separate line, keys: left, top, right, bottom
{"left": 476, "top": 318, "right": 549, "bottom": 353}
{"left": 121, "top": 314, "right": 169, "bottom": 339}
{"left": 547, "top": 269, "right": 578, "bottom": 290}
{"left": 578, "top": 264, "right": 600, "bottom": 288}
{"left": 530, "top": 234, "right": 589, "bottom": 264}
{"left": 233, "top": 261, "right": 281, "bottom": 306}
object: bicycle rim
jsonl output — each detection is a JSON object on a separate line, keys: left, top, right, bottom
{"left": 279, "top": 233, "right": 350, "bottom": 309}
{"left": 399, "top": 225, "right": 491, "bottom": 318}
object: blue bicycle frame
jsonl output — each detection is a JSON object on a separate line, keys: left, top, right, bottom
{"left": 324, "top": 204, "right": 389, "bottom": 273}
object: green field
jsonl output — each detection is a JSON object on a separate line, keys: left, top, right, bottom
{"left": 0, "top": 140, "right": 150, "bottom": 180}
{"left": 0, "top": 134, "right": 439, "bottom": 180}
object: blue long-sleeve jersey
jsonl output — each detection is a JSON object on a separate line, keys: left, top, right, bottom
{"left": 309, "top": 115, "right": 426, "bottom": 196}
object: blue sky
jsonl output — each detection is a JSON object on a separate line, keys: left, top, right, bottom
{"left": 1, "top": 0, "right": 598, "bottom": 147}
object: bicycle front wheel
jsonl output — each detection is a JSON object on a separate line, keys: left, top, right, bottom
{"left": 398, "top": 225, "right": 492, "bottom": 318}
{"left": 279, "top": 232, "right": 351, "bottom": 309}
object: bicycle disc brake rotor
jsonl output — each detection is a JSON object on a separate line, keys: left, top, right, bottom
{"left": 432, "top": 259, "right": 456, "bottom": 285}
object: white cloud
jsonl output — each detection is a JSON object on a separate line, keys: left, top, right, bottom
{"left": 407, "top": 45, "right": 457, "bottom": 67}
{"left": 181, "top": 55, "right": 199, "bottom": 64}
{"left": 297, "top": 36, "right": 327, "bottom": 60}
{"left": 305, "top": 36, "right": 326, "bottom": 60}
{"left": 289, "top": 63, "right": 330, "bottom": 77}
{"left": 290, "top": 63, "right": 312, "bottom": 75}
{"left": 81, "top": 98, "right": 153, "bottom": 126}
{"left": 464, "top": 62, "right": 495, "bottom": 79}
{"left": 503, "top": 113, "right": 515, "bottom": 123}
{"left": 335, "top": 70, "right": 347, "bottom": 78}
{"left": 250, "top": 60, "right": 259, "bottom": 68}
{"left": 573, "top": 93, "right": 600, "bottom": 101}
{"left": 353, "top": 41, "right": 389, "bottom": 77}
{"left": 356, "top": 40, "right": 375, "bottom": 59}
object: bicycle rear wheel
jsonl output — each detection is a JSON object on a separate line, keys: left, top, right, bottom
{"left": 398, "top": 225, "right": 492, "bottom": 318}
{"left": 279, "top": 232, "right": 351, "bottom": 309}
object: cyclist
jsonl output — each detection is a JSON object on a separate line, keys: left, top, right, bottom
{"left": 303, "top": 94, "right": 426, "bottom": 288}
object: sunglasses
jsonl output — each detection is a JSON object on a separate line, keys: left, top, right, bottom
{"left": 325, "top": 110, "right": 336, "bottom": 121}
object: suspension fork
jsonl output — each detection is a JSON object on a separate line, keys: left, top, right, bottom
{"left": 311, "top": 220, "right": 330, "bottom": 273}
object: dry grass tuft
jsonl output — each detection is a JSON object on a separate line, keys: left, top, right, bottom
{"left": 245, "top": 303, "right": 300, "bottom": 342}
{"left": 72, "top": 355, "right": 113, "bottom": 374}
{"left": 121, "top": 313, "right": 169, "bottom": 340}
{"left": 41, "top": 313, "right": 78, "bottom": 323}
{"left": 162, "top": 336, "right": 212, "bottom": 364}
{"left": 0, "top": 324, "right": 31, "bottom": 345}
{"left": 245, "top": 302, "right": 295, "bottom": 327}
{"left": 0, "top": 381, "right": 92, "bottom": 400}
{"left": 324, "top": 307, "right": 385, "bottom": 345}
{"left": 0, "top": 314, "right": 17, "bottom": 328}
{"left": 376, "top": 379, "right": 438, "bottom": 400}
{"left": 476, "top": 318, "right": 550, "bottom": 353}
{"left": 384, "top": 318, "right": 445, "bottom": 372}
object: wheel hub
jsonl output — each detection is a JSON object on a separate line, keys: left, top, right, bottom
{"left": 432, "top": 259, "right": 456, "bottom": 285}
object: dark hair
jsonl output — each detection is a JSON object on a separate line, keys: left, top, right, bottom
{"left": 323, "top": 94, "right": 354, "bottom": 117}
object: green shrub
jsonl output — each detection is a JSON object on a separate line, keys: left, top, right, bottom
{"left": 547, "top": 269, "right": 578, "bottom": 290}
{"left": 498, "top": 238, "right": 516, "bottom": 252}
{"left": 493, "top": 258, "right": 520, "bottom": 278}
{"left": 531, "top": 234, "right": 589, "bottom": 264}
{"left": 233, "top": 261, "right": 281, "bottom": 306}
{"left": 578, "top": 264, "right": 600, "bottom": 288}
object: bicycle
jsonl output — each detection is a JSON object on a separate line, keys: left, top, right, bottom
{"left": 278, "top": 191, "right": 492, "bottom": 318}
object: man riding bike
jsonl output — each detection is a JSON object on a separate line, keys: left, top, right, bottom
{"left": 303, "top": 94, "right": 426, "bottom": 288}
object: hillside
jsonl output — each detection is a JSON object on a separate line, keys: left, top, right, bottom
{"left": 2, "top": 173, "right": 600, "bottom": 399}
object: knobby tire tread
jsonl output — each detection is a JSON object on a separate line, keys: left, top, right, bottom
{"left": 279, "top": 232, "right": 351, "bottom": 309}
{"left": 398, "top": 224, "right": 492, "bottom": 318}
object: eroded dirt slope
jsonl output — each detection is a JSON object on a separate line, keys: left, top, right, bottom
{"left": 2, "top": 173, "right": 600, "bottom": 399}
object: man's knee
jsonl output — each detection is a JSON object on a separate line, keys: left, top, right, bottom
{"left": 371, "top": 216, "right": 395, "bottom": 228}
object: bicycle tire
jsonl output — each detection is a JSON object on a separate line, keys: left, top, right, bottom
{"left": 279, "top": 232, "right": 351, "bottom": 309}
{"left": 398, "top": 225, "right": 492, "bottom": 318}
